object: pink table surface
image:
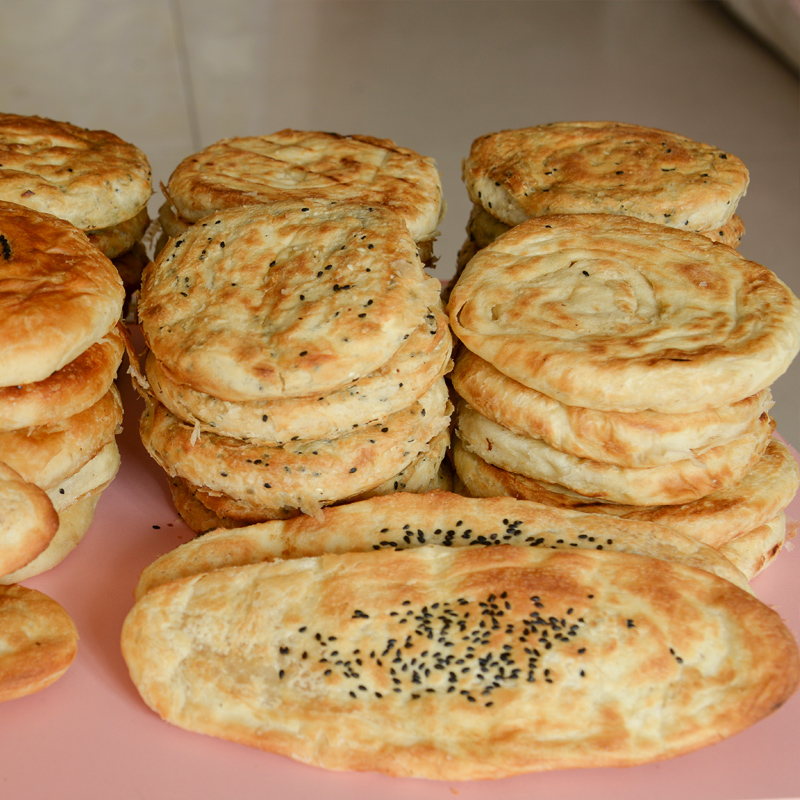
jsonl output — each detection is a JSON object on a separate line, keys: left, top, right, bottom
{"left": 3, "top": 369, "right": 799, "bottom": 800}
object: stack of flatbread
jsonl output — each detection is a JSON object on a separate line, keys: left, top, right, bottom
{"left": 135, "top": 198, "right": 453, "bottom": 532}
{"left": 156, "top": 129, "right": 445, "bottom": 268}
{"left": 455, "top": 121, "right": 749, "bottom": 282}
{"left": 0, "top": 200, "right": 124, "bottom": 582}
{"left": 0, "top": 113, "right": 153, "bottom": 315}
{"left": 448, "top": 211, "right": 800, "bottom": 580}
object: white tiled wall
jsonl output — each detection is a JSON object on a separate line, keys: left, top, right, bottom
{"left": 2, "top": 0, "right": 798, "bottom": 445}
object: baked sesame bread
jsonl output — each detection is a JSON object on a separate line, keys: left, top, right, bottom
{"left": 0, "top": 113, "right": 152, "bottom": 234}
{"left": 456, "top": 401, "right": 773, "bottom": 506}
{"left": 0, "top": 584, "right": 78, "bottom": 702}
{"left": 0, "top": 386, "right": 122, "bottom": 492}
{"left": 161, "top": 130, "right": 443, "bottom": 247}
{"left": 134, "top": 490, "right": 752, "bottom": 600}
{"left": 0, "top": 201, "right": 125, "bottom": 387}
{"left": 122, "top": 544, "right": 797, "bottom": 778}
{"left": 0, "top": 461, "right": 58, "bottom": 578}
{"left": 448, "top": 214, "right": 800, "bottom": 413}
{"left": 179, "top": 426, "right": 452, "bottom": 529}
{"left": 43, "top": 439, "right": 120, "bottom": 513}
{"left": 462, "top": 122, "right": 749, "bottom": 233}
{"left": 139, "top": 200, "right": 441, "bottom": 401}
{"left": 452, "top": 437, "right": 798, "bottom": 550}
{"left": 139, "top": 379, "right": 451, "bottom": 519}
{"left": 451, "top": 347, "right": 771, "bottom": 468}
{"left": 0, "top": 325, "right": 124, "bottom": 431}
{"left": 143, "top": 304, "right": 452, "bottom": 443}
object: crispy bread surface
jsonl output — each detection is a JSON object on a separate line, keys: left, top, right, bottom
{"left": 0, "top": 113, "right": 152, "bottom": 231}
{"left": 123, "top": 544, "right": 797, "bottom": 778}
{"left": 448, "top": 214, "right": 800, "bottom": 413}
{"left": 0, "top": 584, "right": 77, "bottom": 702}
{"left": 163, "top": 130, "right": 443, "bottom": 243}
{"left": 134, "top": 490, "right": 751, "bottom": 599}
{"left": 462, "top": 122, "right": 749, "bottom": 232}
{"left": 0, "top": 201, "right": 124, "bottom": 386}
{"left": 139, "top": 200, "right": 441, "bottom": 401}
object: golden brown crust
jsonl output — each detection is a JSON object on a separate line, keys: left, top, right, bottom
{"left": 86, "top": 205, "right": 151, "bottom": 259}
{"left": 134, "top": 490, "right": 752, "bottom": 600}
{"left": 0, "top": 113, "right": 152, "bottom": 231}
{"left": 123, "top": 544, "right": 797, "bottom": 778}
{"left": 0, "top": 487, "right": 105, "bottom": 584}
{"left": 0, "top": 201, "right": 125, "bottom": 386}
{"left": 0, "top": 325, "right": 124, "bottom": 431}
{"left": 0, "top": 584, "right": 78, "bottom": 703}
{"left": 164, "top": 130, "right": 443, "bottom": 244}
{"left": 448, "top": 214, "right": 800, "bottom": 413}
{"left": 451, "top": 347, "right": 772, "bottom": 468}
{"left": 463, "top": 121, "right": 749, "bottom": 232}
{"left": 0, "top": 386, "right": 122, "bottom": 492}
{"left": 144, "top": 304, "right": 452, "bottom": 443}
{"left": 452, "top": 437, "right": 798, "bottom": 548}
{"left": 456, "top": 402, "right": 773, "bottom": 506}
{"left": 719, "top": 513, "right": 786, "bottom": 580}
{"left": 0, "top": 461, "right": 58, "bottom": 578}
{"left": 139, "top": 380, "right": 452, "bottom": 519}
{"left": 139, "top": 200, "right": 441, "bottom": 401}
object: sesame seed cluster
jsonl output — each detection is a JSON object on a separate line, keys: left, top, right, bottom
{"left": 448, "top": 123, "right": 800, "bottom": 582}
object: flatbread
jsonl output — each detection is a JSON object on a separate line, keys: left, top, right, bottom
{"left": 134, "top": 489, "right": 752, "bottom": 600}
{"left": 0, "top": 113, "right": 152, "bottom": 232}
{"left": 462, "top": 121, "right": 749, "bottom": 232}
{"left": 448, "top": 214, "right": 800, "bottom": 413}
{"left": 455, "top": 402, "right": 773, "bottom": 506}
{"left": 122, "top": 544, "right": 797, "bottom": 778}
{"left": 0, "top": 461, "right": 58, "bottom": 579}
{"left": 139, "top": 379, "right": 452, "bottom": 519}
{"left": 144, "top": 304, "right": 452, "bottom": 443}
{"left": 0, "top": 584, "right": 78, "bottom": 702}
{"left": 161, "top": 130, "right": 444, "bottom": 245}
{"left": 0, "top": 201, "right": 124, "bottom": 386}
{"left": 139, "top": 200, "right": 441, "bottom": 401}
{"left": 451, "top": 346, "right": 771, "bottom": 467}
{"left": 451, "top": 437, "right": 798, "bottom": 549}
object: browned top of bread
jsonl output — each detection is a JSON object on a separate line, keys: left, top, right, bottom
{"left": 0, "top": 324, "right": 124, "bottom": 431}
{"left": 122, "top": 544, "right": 798, "bottom": 779}
{"left": 164, "top": 130, "right": 444, "bottom": 243}
{"left": 0, "top": 584, "right": 78, "bottom": 702}
{"left": 139, "top": 200, "right": 441, "bottom": 401}
{"left": 463, "top": 121, "right": 749, "bottom": 231}
{"left": 448, "top": 214, "right": 800, "bottom": 413}
{"left": 0, "top": 201, "right": 124, "bottom": 386}
{"left": 0, "top": 113, "right": 152, "bottom": 230}
{"left": 134, "top": 490, "right": 752, "bottom": 599}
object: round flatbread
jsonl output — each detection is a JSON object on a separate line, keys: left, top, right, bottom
{"left": 161, "top": 130, "right": 443, "bottom": 246}
{"left": 139, "top": 200, "right": 441, "bottom": 401}
{"left": 455, "top": 402, "right": 773, "bottom": 506}
{"left": 450, "top": 346, "right": 771, "bottom": 467}
{"left": 452, "top": 436, "right": 798, "bottom": 550}
{"left": 0, "top": 201, "right": 124, "bottom": 387}
{"left": 448, "top": 214, "right": 800, "bottom": 413}
{"left": 0, "top": 584, "right": 78, "bottom": 702}
{"left": 144, "top": 304, "right": 452, "bottom": 443}
{"left": 0, "top": 113, "right": 152, "bottom": 232}
{"left": 462, "top": 121, "right": 749, "bottom": 232}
